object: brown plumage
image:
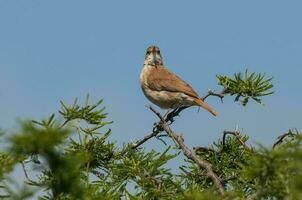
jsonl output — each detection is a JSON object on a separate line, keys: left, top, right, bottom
{"left": 147, "top": 65, "right": 199, "bottom": 98}
{"left": 140, "top": 46, "right": 218, "bottom": 116}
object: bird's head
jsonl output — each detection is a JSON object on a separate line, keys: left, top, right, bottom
{"left": 144, "top": 45, "right": 163, "bottom": 66}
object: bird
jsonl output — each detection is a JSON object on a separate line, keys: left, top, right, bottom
{"left": 140, "top": 45, "right": 218, "bottom": 116}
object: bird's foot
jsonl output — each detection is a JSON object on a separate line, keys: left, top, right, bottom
{"left": 153, "top": 121, "right": 164, "bottom": 133}
{"left": 165, "top": 108, "right": 179, "bottom": 124}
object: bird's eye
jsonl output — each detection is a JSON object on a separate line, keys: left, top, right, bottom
{"left": 146, "top": 51, "right": 150, "bottom": 54}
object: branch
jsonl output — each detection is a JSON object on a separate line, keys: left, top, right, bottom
{"left": 132, "top": 88, "right": 226, "bottom": 149}
{"left": 20, "top": 161, "right": 30, "bottom": 180}
{"left": 222, "top": 130, "right": 253, "bottom": 152}
{"left": 20, "top": 161, "right": 42, "bottom": 186}
{"left": 148, "top": 105, "right": 225, "bottom": 195}
{"left": 193, "top": 146, "right": 216, "bottom": 153}
{"left": 273, "top": 131, "right": 295, "bottom": 149}
{"left": 131, "top": 131, "right": 159, "bottom": 149}
{"left": 201, "top": 88, "right": 226, "bottom": 102}
{"left": 131, "top": 106, "right": 167, "bottom": 149}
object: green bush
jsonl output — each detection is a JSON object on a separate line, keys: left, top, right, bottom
{"left": 1, "top": 71, "right": 300, "bottom": 200}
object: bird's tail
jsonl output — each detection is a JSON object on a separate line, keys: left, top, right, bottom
{"left": 194, "top": 98, "right": 218, "bottom": 116}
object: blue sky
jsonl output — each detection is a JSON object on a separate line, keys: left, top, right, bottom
{"left": 0, "top": 0, "right": 301, "bottom": 150}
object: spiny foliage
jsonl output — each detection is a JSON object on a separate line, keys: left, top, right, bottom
{"left": 2, "top": 103, "right": 300, "bottom": 199}
{"left": 59, "top": 94, "right": 112, "bottom": 127}
{"left": 0, "top": 70, "right": 300, "bottom": 200}
{"left": 0, "top": 96, "right": 183, "bottom": 199}
{"left": 242, "top": 131, "right": 302, "bottom": 199}
{"left": 181, "top": 134, "right": 252, "bottom": 192}
{"left": 217, "top": 69, "right": 274, "bottom": 105}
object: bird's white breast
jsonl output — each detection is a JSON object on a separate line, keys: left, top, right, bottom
{"left": 140, "top": 65, "right": 151, "bottom": 86}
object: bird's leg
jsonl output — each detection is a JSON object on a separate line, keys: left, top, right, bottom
{"left": 165, "top": 107, "right": 181, "bottom": 123}
{"left": 163, "top": 108, "right": 174, "bottom": 119}
{"left": 165, "top": 106, "right": 190, "bottom": 123}
{"left": 163, "top": 102, "right": 179, "bottom": 123}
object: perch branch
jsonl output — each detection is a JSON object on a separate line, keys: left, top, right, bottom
{"left": 148, "top": 105, "right": 225, "bottom": 195}
{"left": 132, "top": 88, "right": 227, "bottom": 149}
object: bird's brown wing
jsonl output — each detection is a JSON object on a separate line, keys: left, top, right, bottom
{"left": 147, "top": 65, "right": 200, "bottom": 99}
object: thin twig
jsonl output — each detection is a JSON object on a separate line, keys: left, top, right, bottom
{"left": 148, "top": 105, "right": 225, "bottom": 195}
{"left": 20, "top": 161, "right": 30, "bottom": 180}
{"left": 273, "top": 131, "right": 295, "bottom": 149}
{"left": 131, "top": 107, "right": 165, "bottom": 149}
{"left": 201, "top": 89, "right": 226, "bottom": 102}
{"left": 156, "top": 136, "right": 168, "bottom": 146}
{"left": 222, "top": 131, "right": 252, "bottom": 152}
{"left": 59, "top": 119, "right": 69, "bottom": 129}
{"left": 141, "top": 169, "right": 163, "bottom": 190}
{"left": 193, "top": 146, "right": 216, "bottom": 153}
{"left": 149, "top": 106, "right": 165, "bottom": 121}
{"left": 132, "top": 131, "right": 160, "bottom": 149}
{"left": 20, "top": 161, "right": 42, "bottom": 186}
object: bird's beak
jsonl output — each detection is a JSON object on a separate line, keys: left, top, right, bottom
{"left": 151, "top": 52, "right": 157, "bottom": 65}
